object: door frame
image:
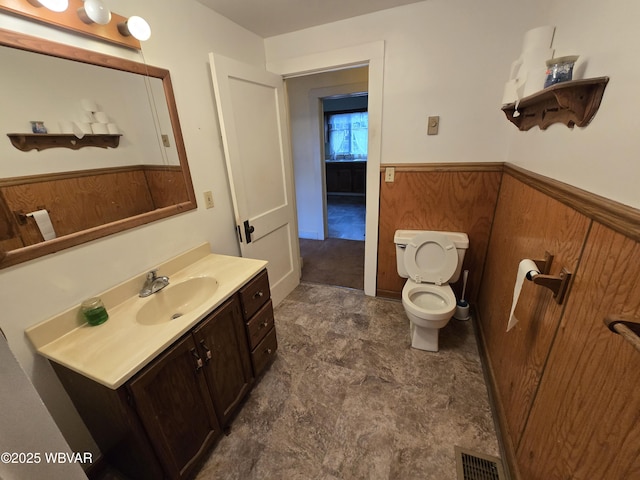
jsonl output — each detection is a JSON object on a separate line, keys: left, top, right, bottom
{"left": 267, "top": 41, "right": 384, "bottom": 297}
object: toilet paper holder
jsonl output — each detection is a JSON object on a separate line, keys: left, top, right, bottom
{"left": 530, "top": 252, "right": 572, "bottom": 304}
{"left": 14, "top": 206, "right": 48, "bottom": 225}
{"left": 532, "top": 252, "right": 554, "bottom": 275}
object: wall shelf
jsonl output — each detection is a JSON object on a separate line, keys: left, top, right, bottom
{"left": 7, "top": 133, "right": 122, "bottom": 152}
{"left": 502, "top": 77, "right": 609, "bottom": 131}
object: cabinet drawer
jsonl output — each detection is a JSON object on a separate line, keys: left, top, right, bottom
{"left": 251, "top": 327, "right": 277, "bottom": 377}
{"left": 239, "top": 269, "right": 270, "bottom": 319}
{"left": 246, "top": 300, "right": 274, "bottom": 349}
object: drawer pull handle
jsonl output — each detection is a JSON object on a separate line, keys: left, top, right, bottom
{"left": 253, "top": 291, "right": 264, "bottom": 299}
{"left": 266, "top": 348, "right": 273, "bottom": 355}
{"left": 200, "top": 340, "right": 213, "bottom": 363}
{"left": 261, "top": 320, "right": 269, "bottom": 328}
{"left": 191, "top": 348, "right": 203, "bottom": 371}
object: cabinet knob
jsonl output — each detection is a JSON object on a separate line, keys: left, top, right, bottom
{"left": 266, "top": 348, "right": 272, "bottom": 355}
{"left": 253, "top": 290, "right": 264, "bottom": 299}
{"left": 261, "top": 320, "right": 269, "bottom": 328}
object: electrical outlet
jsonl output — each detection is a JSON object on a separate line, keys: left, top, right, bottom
{"left": 385, "top": 167, "right": 395, "bottom": 183}
{"left": 203, "top": 191, "right": 214, "bottom": 209}
{"left": 427, "top": 116, "right": 440, "bottom": 135}
{"left": 161, "top": 134, "right": 170, "bottom": 147}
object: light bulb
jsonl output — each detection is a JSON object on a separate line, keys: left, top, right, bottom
{"left": 27, "top": 0, "right": 69, "bottom": 12}
{"left": 77, "top": 0, "right": 111, "bottom": 25}
{"left": 118, "top": 16, "right": 151, "bottom": 42}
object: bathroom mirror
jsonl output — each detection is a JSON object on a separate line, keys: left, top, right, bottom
{"left": 0, "top": 28, "right": 197, "bottom": 269}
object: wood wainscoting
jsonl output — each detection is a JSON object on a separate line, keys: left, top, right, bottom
{"left": 0, "top": 165, "right": 187, "bottom": 251}
{"left": 475, "top": 165, "right": 640, "bottom": 480}
{"left": 376, "top": 163, "right": 502, "bottom": 302}
{"left": 377, "top": 162, "right": 640, "bottom": 479}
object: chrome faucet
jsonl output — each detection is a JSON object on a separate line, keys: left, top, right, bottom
{"left": 139, "top": 270, "right": 170, "bottom": 297}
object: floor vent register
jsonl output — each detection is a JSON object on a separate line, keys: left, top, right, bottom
{"left": 455, "top": 446, "right": 506, "bottom": 480}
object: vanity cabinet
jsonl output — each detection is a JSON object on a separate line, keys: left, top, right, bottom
{"left": 192, "top": 295, "right": 253, "bottom": 427}
{"left": 50, "top": 269, "right": 275, "bottom": 480}
{"left": 238, "top": 269, "right": 278, "bottom": 377}
{"left": 128, "top": 334, "right": 222, "bottom": 479}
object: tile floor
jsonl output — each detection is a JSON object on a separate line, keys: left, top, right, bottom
{"left": 195, "top": 282, "right": 500, "bottom": 480}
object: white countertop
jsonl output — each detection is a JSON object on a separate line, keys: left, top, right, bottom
{"left": 26, "top": 244, "right": 267, "bottom": 389}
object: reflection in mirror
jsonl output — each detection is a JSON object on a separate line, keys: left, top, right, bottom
{"left": 0, "top": 28, "right": 196, "bottom": 269}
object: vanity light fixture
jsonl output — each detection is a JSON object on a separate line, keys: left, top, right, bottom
{"left": 26, "top": 0, "right": 68, "bottom": 12}
{"left": 77, "top": 0, "right": 111, "bottom": 25}
{"left": 117, "top": 15, "right": 151, "bottom": 41}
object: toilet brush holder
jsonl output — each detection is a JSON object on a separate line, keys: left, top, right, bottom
{"left": 454, "top": 303, "right": 470, "bottom": 321}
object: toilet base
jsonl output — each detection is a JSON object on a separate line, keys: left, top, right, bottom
{"left": 410, "top": 322, "right": 439, "bottom": 352}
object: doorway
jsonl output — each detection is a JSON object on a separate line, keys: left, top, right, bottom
{"left": 267, "top": 40, "right": 384, "bottom": 297}
{"left": 286, "top": 68, "right": 368, "bottom": 290}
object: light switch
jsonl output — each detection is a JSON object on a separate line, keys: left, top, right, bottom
{"left": 203, "top": 191, "right": 214, "bottom": 209}
{"left": 427, "top": 116, "right": 439, "bottom": 135}
{"left": 161, "top": 134, "right": 171, "bottom": 147}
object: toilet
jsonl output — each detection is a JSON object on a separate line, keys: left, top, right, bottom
{"left": 394, "top": 230, "right": 469, "bottom": 352}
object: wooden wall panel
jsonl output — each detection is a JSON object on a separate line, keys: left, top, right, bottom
{"left": 2, "top": 170, "right": 154, "bottom": 244}
{"left": 376, "top": 166, "right": 501, "bottom": 302}
{"left": 144, "top": 166, "right": 189, "bottom": 209}
{"left": 516, "top": 223, "right": 640, "bottom": 480}
{"left": 476, "top": 174, "right": 591, "bottom": 468}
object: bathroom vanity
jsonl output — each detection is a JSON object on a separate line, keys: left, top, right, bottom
{"left": 26, "top": 244, "right": 278, "bottom": 479}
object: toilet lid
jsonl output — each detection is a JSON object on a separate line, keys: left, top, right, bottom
{"left": 404, "top": 231, "right": 458, "bottom": 285}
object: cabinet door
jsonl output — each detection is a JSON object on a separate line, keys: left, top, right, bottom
{"left": 517, "top": 223, "right": 640, "bottom": 479}
{"left": 128, "top": 335, "right": 221, "bottom": 480}
{"left": 193, "top": 296, "right": 253, "bottom": 426}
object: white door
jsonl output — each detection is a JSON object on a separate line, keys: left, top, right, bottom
{"left": 209, "top": 53, "right": 300, "bottom": 306}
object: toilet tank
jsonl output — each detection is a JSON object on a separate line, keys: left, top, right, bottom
{"left": 394, "top": 230, "right": 469, "bottom": 282}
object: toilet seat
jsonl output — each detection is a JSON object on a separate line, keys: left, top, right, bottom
{"left": 404, "top": 231, "right": 458, "bottom": 285}
{"left": 402, "top": 280, "right": 456, "bottom": 325}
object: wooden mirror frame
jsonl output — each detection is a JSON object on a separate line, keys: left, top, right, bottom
{"left": 0, "top": 28, "right": 197, "bottom": 269}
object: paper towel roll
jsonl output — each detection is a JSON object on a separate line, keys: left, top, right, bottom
{"left": 27, "top": 209, "right": 56, "bottom": 241}
{"left": 507, "top": 259, "right": 540, "bottom": 332}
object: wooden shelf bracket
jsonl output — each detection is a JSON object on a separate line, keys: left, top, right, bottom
{"left": 502, "top": 77, "right": 609, "bottom": 131}
{"left": 7, "top": 133, "right": 122, "bottom": 152}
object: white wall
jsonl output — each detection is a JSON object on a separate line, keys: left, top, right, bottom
{"left": 506, "top": 0, "right": 640, "bottom": 209}
{"left": 286, "top": 67, "right": 368, "bottom": 240}
{"left": 266, "top": 0, "right": 546, "bottom": 166}
{"left": 0, "top": 0, "right": 265, "bottom": 457}
{"left": 267, "top": 0, "right": 639, "bottom": 210}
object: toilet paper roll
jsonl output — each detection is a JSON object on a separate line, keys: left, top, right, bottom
{"left": 27, "top": 209, "right": 56, "bottom": 241}
{"left": 502, "top": 77, "right": 526, "bottom": 105}
{"left": 522, "top": 26, "right": 556, "bottom": 53}
{"left": 91, "top": 123, "right": 109, "bottom": 134}
{"left": 94, "top": 111, "right": 109, "bottom": 123}
{"left": 107, "top": 123, "right": 120, "bottom": 134}
{"left": 507, "top": 259, "right": 540, "bottom": 332}
{"left": 76, "top": 122, "right": 93, "bottom": 134}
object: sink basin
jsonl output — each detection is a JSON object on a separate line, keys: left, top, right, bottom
{"left": 136, "top": 276, "right": 219, "bottom": 325}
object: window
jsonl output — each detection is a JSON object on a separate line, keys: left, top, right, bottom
{"left": 325, "top": 110, "right": 368, "bottom": 161}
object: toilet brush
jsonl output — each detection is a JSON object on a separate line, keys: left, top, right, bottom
{"left": 455, "top": 270, "right": 470, "bottom": 320}
{"left": 458, "top": 269, "right": 468, "bottom": 307}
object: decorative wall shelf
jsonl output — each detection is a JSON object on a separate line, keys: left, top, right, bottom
{"left": 502, "top": 77, "right": 609, "bottom": 131}
{"left": 7, "top": 133, "right": 122, "bottom": 152}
